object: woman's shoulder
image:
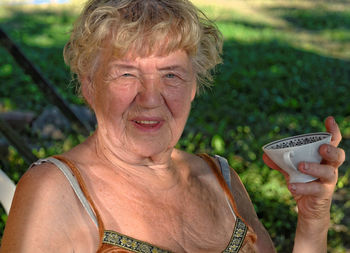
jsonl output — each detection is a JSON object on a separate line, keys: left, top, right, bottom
{"left": 16, "top": 160, "right": 70, "bottom": 204}
{"left": 1, "top": 159, "right": 98, "bottom": 252}
{"left": 172, "top": 149, "right": 213, "bottom": 174}
{"left": 17, "top": 157, "right": 80, "bottom": 200}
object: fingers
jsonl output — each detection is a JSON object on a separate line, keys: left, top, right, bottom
{"left": 262, "top": 153, "right": 290, "bottom": 179}
{"left": 325, "top": 116, "right": 342, "bottom": 147}
{"left": 288, "top": 116, "right": 345, "bottom": 195}
{"left": 287, "top": 181, "right": 333, "bottom": 198}
{"left": 288, "top": 159, "right": 338, "bottom": 196}
{"left": 319, "top": 144, "right": 346, "bottom": 167}
{"left": 298, "top": 162, "right": 338, "bottom": 184}
{"left": 262, "top": 153, "right": 279, "bottom": 170}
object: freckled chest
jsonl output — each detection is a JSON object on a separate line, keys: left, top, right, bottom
{"left": 89, "top": 169, "right": 234, "bottom": 252}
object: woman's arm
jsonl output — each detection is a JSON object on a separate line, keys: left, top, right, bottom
{"left": 263, "top": 116, "right": 345, "bottom": 253}
{"left": 0, "top": 163, "right": 98, "bottom": 253}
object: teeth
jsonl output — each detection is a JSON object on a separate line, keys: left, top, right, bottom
{"left": 135, "top": 120, "right": 158, "bottom": 124}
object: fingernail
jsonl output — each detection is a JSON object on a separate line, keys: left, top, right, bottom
{"left": 327, "top": 145, "right": 331, "bottom": 154}
{"left": 331, "top": 116, "right": 336, "bottom": 126}
{"left": 289, "top": 184, "right": 297, "bottom": 192}
{"left": 301, "top": 162, "right": 309, "bottom": 171}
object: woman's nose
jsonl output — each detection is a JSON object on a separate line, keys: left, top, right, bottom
{"left": 136, "top": 75, "right": 163, "bottom": 108}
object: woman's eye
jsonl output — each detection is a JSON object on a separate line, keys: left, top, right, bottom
{"left": 121, "top": 73, "right": 134, "bottom": 77}
{"left": 165, "top": 73, "right": 176, "bottom": 79}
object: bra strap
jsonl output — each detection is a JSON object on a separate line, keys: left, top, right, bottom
{"left": 215, "top": 155, "right": 232, "bottom": 195}
{"left": 31, "top": 156, "right": 105, "bottom": 249}
{"left": 214, "top": 155, "right": 236, "bottom": 220}
{"left": 32, "top": 157, "right": 98, "bottom": 227}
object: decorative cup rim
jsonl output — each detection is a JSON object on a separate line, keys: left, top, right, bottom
{"left": 262, "top": 132, "right": 331, "bottom": 151}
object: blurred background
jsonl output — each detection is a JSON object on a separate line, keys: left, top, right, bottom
{"left": 0, "top": 0, "right": 349, "bottom": 252}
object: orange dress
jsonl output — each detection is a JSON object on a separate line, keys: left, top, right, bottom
{"left": 33, "top": 154, "right": 257, "bottom": 252}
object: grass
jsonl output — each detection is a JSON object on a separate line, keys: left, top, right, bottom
{"left": 0, "top": 0, "right": 349, "bottom": 252}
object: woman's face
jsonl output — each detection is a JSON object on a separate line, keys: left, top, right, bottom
{"left": 84, "top": 49, "right": 196, "bottom": 160}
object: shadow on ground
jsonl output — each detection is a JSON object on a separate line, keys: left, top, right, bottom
{"left": 265, "top": 6, "right": 350, "bottom": 31}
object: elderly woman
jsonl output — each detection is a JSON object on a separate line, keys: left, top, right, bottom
{"left": 1, "top": 0, "right": 345, "bottom": 252}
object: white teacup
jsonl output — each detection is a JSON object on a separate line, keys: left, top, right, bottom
{"left": 262, "top": 132, "right": 332, "bottom": 183}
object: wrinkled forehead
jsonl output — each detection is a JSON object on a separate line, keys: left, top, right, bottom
{"left": 95, "top": 33, "right": 193, "bottom": 66}
{"left": 91, "top": 43, "right": 194, "bottom": 82}
{"left": 108, "top": 29, "right": 195, "bottom": 61}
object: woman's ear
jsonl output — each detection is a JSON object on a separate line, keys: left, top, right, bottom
{"left": 81, "top": 76, "right": 95, "bottom": 108}
{"left": 191, "top": 81, "right": 197, "bottom": 101}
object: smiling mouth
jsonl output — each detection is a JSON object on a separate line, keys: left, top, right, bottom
{"left": 132, "top": 120, "right": 163, "bottom": 130}
{"left": 135, "top": 120, "right": 159, "bottom": 125}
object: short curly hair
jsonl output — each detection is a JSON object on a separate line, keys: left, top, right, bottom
{"left": 63, "top": 0, "right": 223, "bottom": 90}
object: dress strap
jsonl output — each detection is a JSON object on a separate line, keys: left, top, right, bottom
{"left": 197, "top": 154, "right": 242, "bottom": 221}
{"left": 197, "top": 153, "right": 257, "bottom": 247}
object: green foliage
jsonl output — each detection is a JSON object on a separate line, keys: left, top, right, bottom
{"left": 275, "top": 7, "right": 350, "bottom": 31}
{"left": 0, "top": 211, "right": 7, "bottom": 242}
{"left": 0, "top": 1, "right": 349, "bottom": 252}
{"left": 211, "top": 134, "right": 225, "bottom": 154}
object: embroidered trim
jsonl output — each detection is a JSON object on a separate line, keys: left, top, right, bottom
{"left": 103, "top": 217, "right": 247, "bottom": 253}
{"left": 222, "top": 217, "right": 248, "bottom": 253}
{"left": 103, "top": 230, "right": 172, "bottom": 253}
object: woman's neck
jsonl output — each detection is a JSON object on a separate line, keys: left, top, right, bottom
{"left": 86, "top": 132, "right": 186, "bottom": 192}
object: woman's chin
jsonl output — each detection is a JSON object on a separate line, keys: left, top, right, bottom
{"left": 126, "top": 133, "right": 176, "bottom": 159}
{"left": 132, "top": 144, "right": 172, "bottom": 160}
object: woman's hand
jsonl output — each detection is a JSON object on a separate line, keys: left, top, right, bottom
{"left": 263, "top": 116, "right": 346, "bottom": 252}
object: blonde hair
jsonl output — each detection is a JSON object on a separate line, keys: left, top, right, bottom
{"left": 63, "top": 0, "right": 223, "bottom": 90}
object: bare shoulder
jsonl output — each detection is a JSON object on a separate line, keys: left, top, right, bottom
{"left": 1, "top": 161, "right": 98, "bottom": 253}
{"left": 171, "top": 149, "right": 213, "bottom": 175}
